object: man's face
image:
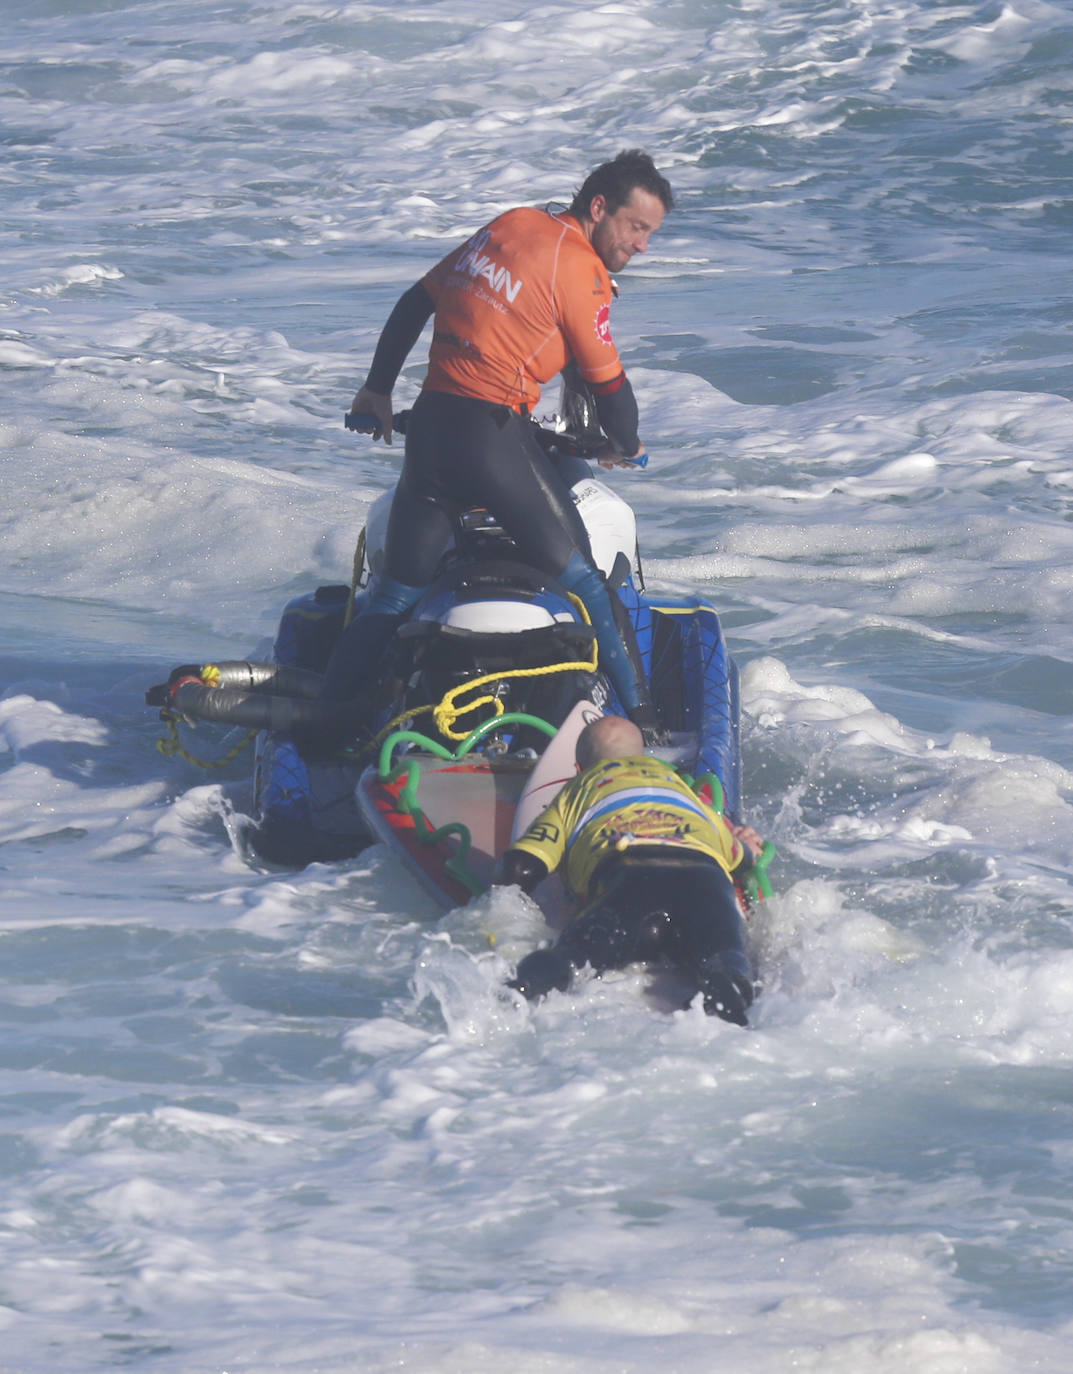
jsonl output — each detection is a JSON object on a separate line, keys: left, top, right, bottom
{"left": 589, "top": 187, "right": 666, "bottom": 273}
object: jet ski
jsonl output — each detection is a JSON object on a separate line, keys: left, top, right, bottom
{"left": 147, "top": 378, "right": 759, "bottom": 909}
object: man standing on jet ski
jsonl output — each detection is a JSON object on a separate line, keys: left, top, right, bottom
{"left": 324, "top": 150, "right": 673, "bottom": 736}
{"left": 498, "top": 716, "right": 761, "bottom": 1026}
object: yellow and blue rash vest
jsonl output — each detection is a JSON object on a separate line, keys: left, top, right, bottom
{"left": 510, "top": 754, "right": 745, "bottom": 899}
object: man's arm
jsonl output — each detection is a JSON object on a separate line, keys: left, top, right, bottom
{"left": 590, "top": 372, "right": 643, "bottom": 464}
{"left": 494, "top": 848, "right": 550, "bottom": 894}
{"left": 350, "top": 281, "right": 435, "bottom": 444}
{"left": 727, "top": 821, "right": 765, "bottom": 870}
{"left": 494, "top": 790, "right": 569, "bottom": 891}
{"left": 554, "top": 243, "right": 648, "bottom": 464}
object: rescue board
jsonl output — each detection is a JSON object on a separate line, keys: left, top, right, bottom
{"left": 357, "top": 753, "right": 533, "bottom": 910}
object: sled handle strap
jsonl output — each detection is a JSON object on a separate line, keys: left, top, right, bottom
{"left": 376, "top": 714, "right": 559, "bottom": 777}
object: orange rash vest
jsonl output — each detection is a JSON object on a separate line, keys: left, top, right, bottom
{"left": 420, "top": 207, "right": 624, "bottom": 413}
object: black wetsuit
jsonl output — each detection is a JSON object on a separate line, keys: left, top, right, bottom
{"left": 504, "top": 848, "right": 755, "bottom": 1025}
{"left": 380, "top": 389, "right": 598, "bottom": 589}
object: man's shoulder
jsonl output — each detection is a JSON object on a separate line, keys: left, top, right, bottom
{"left": 493, "top": 207, "right": 594, "bottom": 252}
{"left": 491, "top": 205, "right": 556, "bottom": 233}
{"left": 581, "top": 754, "right": 683, "bottom": 791}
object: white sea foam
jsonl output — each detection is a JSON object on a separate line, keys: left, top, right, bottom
{"left": 2, "top": 0, "right": 1073, "bottom": 1369}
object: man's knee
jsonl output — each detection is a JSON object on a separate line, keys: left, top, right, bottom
{"left": 697, "top": 950, "right": 754, "bottom": 1026}
{"left": 508, "top": 947, "right": 575, "bottom": 1001}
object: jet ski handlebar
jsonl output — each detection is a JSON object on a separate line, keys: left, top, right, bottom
{"left": 344, "top": 408, "right": 647, "bottom": 467}
{"left": 345, "top": 409, "right": 410, "bottom": 436}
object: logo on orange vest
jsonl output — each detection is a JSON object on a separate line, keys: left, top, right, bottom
{"left": 454, "top": 245, "right": 524, "bottom": 303}
{"left": 594, "top": 302, "right": 612, "bottom": 344}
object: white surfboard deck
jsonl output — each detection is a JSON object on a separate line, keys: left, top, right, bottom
{"left": 510, "top": 699, "right": 603, "bottom": 841}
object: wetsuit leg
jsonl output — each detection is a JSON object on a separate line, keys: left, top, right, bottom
{"left": 607, "top": 861, "right": 753, "bottom": 1024}
{"left": 511, "top": 868, "right": 673, "bottom": 1003}
{"left": 556, "top": 897, "right": 659, "bottom": 971}
{"left": 403, "top": 392, "right": 653, "bottom": 716}
{"left": 319, "top": 415, "right": 457, "bottom": 701}
{"left": 379, "top": 410, "right": 464, "bottom": 586}
{"left": 402, "top": 391, "right": 592, "bottom": 570}
{"left": 508, "top": 946, "right": 575, "bottom": 1000}
{"left": 653, "top": 863, "right": 753, "bottom": 1024}
{"left": 320, "top": 575, "right": 427, "bottom": 701}
{"left": 513, "top": 860, "right": 754, "bottom": 1024}
{"left": 510, "top": 894, "right": 654, "bottom": 1002}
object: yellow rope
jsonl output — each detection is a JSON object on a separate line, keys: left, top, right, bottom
{"left": 155, "top": 712, "right": 258, "bottom": 768}
{"left": 364, "top": 594, "right": 599, "bottom": 747}
{"left": 153, "top": 664, "right": 254, "bottom": 768}
{"left": 344, "top": 526, "right": 367, "bottom": 628}
{"left": 366, "top": 700, "right": 437, "bottom": 749}
{"left": 431, "top": 594, "right": 597, "bottom": 740}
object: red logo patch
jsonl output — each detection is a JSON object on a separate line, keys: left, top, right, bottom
{"left": 594, "top": 303, "right": 612, "bottom": 345}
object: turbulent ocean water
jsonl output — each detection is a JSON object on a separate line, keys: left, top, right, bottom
{"left": 3, "top": 1, "right": 1073, "bottom": 1369}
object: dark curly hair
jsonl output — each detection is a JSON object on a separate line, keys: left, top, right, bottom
{"left": 568, "top": 149, "right": 674, "bottom": 221}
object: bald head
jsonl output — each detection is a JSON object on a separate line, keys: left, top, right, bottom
{"left": 575, "top": 716, "right": 645, "bottom": 771}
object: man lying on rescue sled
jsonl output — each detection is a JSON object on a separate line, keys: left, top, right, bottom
{"left": 496, "top": 716, "right": 763, "bottom": 1025}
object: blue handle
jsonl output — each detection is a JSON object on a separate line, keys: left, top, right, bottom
{"left": 625, "top": 451, "right": 649, "bottom": 469}
{"left": 344, "top": 411, "right": 380, "bottom": 433}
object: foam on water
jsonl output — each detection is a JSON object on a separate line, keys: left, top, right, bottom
{"left": 3, "top": 0, "right": 1073, "bottom": 1369}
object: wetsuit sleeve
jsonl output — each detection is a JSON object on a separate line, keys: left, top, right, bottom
{"left": 497, "top": 848, "right": 550, "bottom": 893}
{"left": 509, "top": 794, "right": 569, "bottom": 875}
{"left": 591, "top": 372, "right": 640, "bottom": 455}
{"left": 365, "top": 281, "right": 435, "bottom": 394}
